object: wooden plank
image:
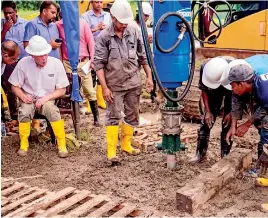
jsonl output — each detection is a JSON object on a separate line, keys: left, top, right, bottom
{"left": 66, "top": 195, "right": 107, "bottom": 217}
{"left": 109, "top": 204, "right": 137, "bottom": 217}
{"left": 1, "top": 181, "right": 15, "bottom": 190}
{"left": 87, "top": 200, "right": 120, "bottom": 217}
{"left": 1, "top": 196, "right": 10, "bottom": 207}
{"left": 176, "top": 148, "right": 252, "bottom": 215}
{"left": 36, "top": 190, "right": 90, "bottom": 217}
{"left": 4, "top": 192, "right": 52, "bottom": 218}
{"left": 1, "top": 189, "right": 47, "bottom": 215}
{"left": 8, "top": 186, "right": 36, "bottom": 200}
{"left": 13, "top": 187, "right": 76, "bottom": 217}
{"left": 2, "top": 183, "right": 25, "bottom": 196}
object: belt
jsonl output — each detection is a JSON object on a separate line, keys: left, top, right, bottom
{"left": 78, "top": 57, "right": 89, "bottom": 63}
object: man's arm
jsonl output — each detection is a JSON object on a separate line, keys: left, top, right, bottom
{"left": 142, "top": 64, "right": 153, "bottom": 91}
{"left": 11, "top": 86, "right": 33, "bottom": 104}
{"left": 1, "top": 19, "right": 13, "bottom": 42}
{"left": 84, "top": 20, "right": 95, "bottom": 64}
{"left": 23, "top": 22, "right": 35, "bottom": 48}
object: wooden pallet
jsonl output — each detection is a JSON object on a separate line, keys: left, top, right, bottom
{"left": 1, "top": 177, "right": 144, "bottom": 217}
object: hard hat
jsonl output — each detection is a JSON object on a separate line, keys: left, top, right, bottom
{"left": 25, "top": 35, "right": 52, "bottom": 56}
{"left": 220, "top": 59, "right": 252, "bottom": 89}
{"left": 202, "top": 57, "right": 229, "bottom": 89}
{"left": 136, "top": 2, "right": 153, "bottom": 16}
{"left": 110, "top": 0, "right": 133, "bottom": 24}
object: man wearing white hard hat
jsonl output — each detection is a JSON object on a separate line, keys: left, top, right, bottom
{"left": 94, "top": 0, "right": 153, "bottom": 164}
{"left": 8, "top": 35, "right": 69, "bottom": 158}
{"left": 190, "top": 56, "right": 235, "bottom": 163}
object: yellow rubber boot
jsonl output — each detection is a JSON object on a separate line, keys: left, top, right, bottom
{"left": 1, "top": 87, "right": 9, "bottom": 108}
{"left": 120, "top": 122, "right": 140, "bottom": 155}
{"left": 18, "top": 122, "right": 31, "bottom": 156}
{"left": 256, "top": 178, "right": 268, "bottom": 187}
{"left": 97, "top": 85, "right": 106, "bottom": 109}
{"left": 106, "top": 126, "right": 119, "bottom": 162}
{"left": 50, "top": 120, "right": 68, "bottom": 158}
{"left": 85, "top": 99, "right": 91, "bottom": 115}
{"left": 261, "top": 203, "right": 268, "bottom": 212}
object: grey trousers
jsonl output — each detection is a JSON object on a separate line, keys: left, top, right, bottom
{"left": 106, "top": 87, "right": 141, "bottom": 126}
{"left": 18, "top": 100, "right": 61, "bottom": 123}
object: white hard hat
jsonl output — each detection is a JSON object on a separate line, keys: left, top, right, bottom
{"left": 25, "top": 35, "right": 52, "bottom": 56}
{"left": 220, "top": 59, "right": 252, "bottom": 89}
{"left": 202, "top": 57, "right": 229, "bottom": 89}
{"left": 110, "top": 0, "right": 134, "bottom": 24}
{"left": 137, "top": 2, "right": 153, "bottom": 16}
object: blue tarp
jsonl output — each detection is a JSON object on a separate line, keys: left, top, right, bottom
{"left": 245, "top": 54, "right": 268, "bottom": 76}
{"left": 59, "top": 0, "right": 82, "bottom": 102}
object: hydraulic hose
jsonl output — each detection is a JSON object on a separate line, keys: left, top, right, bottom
{"left": 192, "top": 3, "right": 222, "bottom": 43}
{"left": 137, "top": 1, "right": 195, "bottom": 103}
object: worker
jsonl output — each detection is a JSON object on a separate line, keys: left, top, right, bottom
{"left": 190, "top": 57, "right": 235, "bottom": 163}
{"left": 256, "top": 177, "right": 268, "bottom": 212}
{"left": 8, "top": 35, "right": 70, "bottom": 158}
{"left": 133, "top": 2, "right": 153, "bottom": 43}
{"left": 23, "top": 1, "right": 62, "bottom": 134}
{"left": 56, "top": 14, "right": 101, "bottom": 126}
{"left": 94, "top": 0, "right": 153, "bottom": 163}
{"left": 223, "top": 55, "right": 268, "bottom": 160}
{"left": 1, "top": 40, "right": 20, "bottom": 122}
{"left": 23, "top": 1, "right": 61, "bottom": 60}
{"left": 1, "top": 1, "right": 28, "bottom": 59}
{"left": 81, "top": 0, "right": 112, "bottom": 110}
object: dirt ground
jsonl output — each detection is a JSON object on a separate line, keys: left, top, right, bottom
{"left": 2, "top": 100, "right": 268, "bottom": 216}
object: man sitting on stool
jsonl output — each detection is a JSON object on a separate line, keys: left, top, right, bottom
{"left": 8, "top": 35, "right": 69, "bottom": 158}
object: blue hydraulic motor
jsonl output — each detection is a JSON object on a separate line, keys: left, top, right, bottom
{"left": 137, "top": 0, "right": 196, "bottom": 169}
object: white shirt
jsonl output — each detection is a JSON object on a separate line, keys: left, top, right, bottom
{"left": 9, "top": 56, "right": 69, "bottom": 98}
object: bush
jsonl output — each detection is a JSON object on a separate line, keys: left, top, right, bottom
{"left": 14, "top": 1, "right": 41, "bottom": 11}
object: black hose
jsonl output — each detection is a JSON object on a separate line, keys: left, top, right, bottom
{"left": 192, "top": 3, "right": 222, "bottom": 43}
{"left": 137, "top": 1, "right": 195, "bottom": 103}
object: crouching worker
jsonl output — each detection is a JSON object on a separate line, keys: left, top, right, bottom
{"left": 94, "top": 0, "right": 153, "bottom": 163}
{"left": 8, "top": 35, "right": 69, "bottom": 158}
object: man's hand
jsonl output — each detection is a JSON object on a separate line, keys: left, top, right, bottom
{"left": 21, "top": 94, "right": 33, "bottom": 104}
{"left": 92, "top": 23, "right": 102, "bottom": 32}
{"left": 146, "top": 77, "right": 154, "bottom": 92}
{"left": 226, "top": 126, "right": 236, "bottom": 145}
{"left": 90, "top": 62, "right": 94, "bottom": 70}
{"left": 205, "top": 111, "right": 214, "bottom": 129}
{"left": 148, "top": 35, "right": 153, "bottom": 43}
{"left": 50, "top": 39, "right": 61, "bottom": 49}
{"left": 103, "top": 87, "right": 114, "bottom": 103}
{"left": 101, "top": 23, "right": 108, "bottom": 30}
{"left": 3, "top": 19, "right": 13, "bottom": 32}
{"left": 35, "top": 96, "right": 49, "bottom": 109}
{"left": 223, "top": 112, "right": 232, "bottom": 128}
{"left": 236, "top": 121, "right": 251, "bottom": 137}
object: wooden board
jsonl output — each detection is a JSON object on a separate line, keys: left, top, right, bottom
{"left": 1, "top": 178, "right": 142, "bottom": 217}
{"left": 176, "top": 148, "right": 252, "bottom": 215}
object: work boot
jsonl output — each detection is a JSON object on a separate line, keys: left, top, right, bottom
{"left": 50, "top": 119, "right": 68, "bottom": 158}
{"left": 256, "top": 178, "right": 268, "bottom": 187}
{"left": 189, "top": 131, "right": 208, "bottom": 163}
{"left": 31, "top": 119, "right": 41, "bottom": 137}
{"left": 89, "top": 100, "right": 102, "bottom": 127}
{"left": 106, "top": 126, "right": 120, "bottom": 163}
{"left": 220, "top": 131, "right": 233, "bottom": 158}
{"left": 85, "top": 99, "right": 91, "bottom": 115}
{"left": 18, "top": 122, "right": 31, "bottom": 156}
{"left": 258, "top": 142, "right": 264, "bottom": 159}
{"left": 97, "top": 85, "right": 106, "bottom": 109}
{"left": 120, "top": 122, "right": 140, "bottom": 155}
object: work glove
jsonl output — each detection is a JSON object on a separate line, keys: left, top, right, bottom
{"left": 256, "top": 144, "right": 268, "bottom": 176}
{"left": 205, "top": 111, "right": 214, "bottom": 129}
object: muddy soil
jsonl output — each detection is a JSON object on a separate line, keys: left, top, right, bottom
{"left": 2, "top": 104, "right": 267, "bottom": 216}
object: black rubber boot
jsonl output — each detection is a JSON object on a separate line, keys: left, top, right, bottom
{"left": 190, "top": 130, "right": 209, "bottom": 163}
{"left": 258, "top": 141, "right": 264, "bottom": 159}
{"left": 89, "top": 101, "right": 102, "bottom": 127}
{"left": 220, "top": 131, "right": 233, "bottom": 158}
